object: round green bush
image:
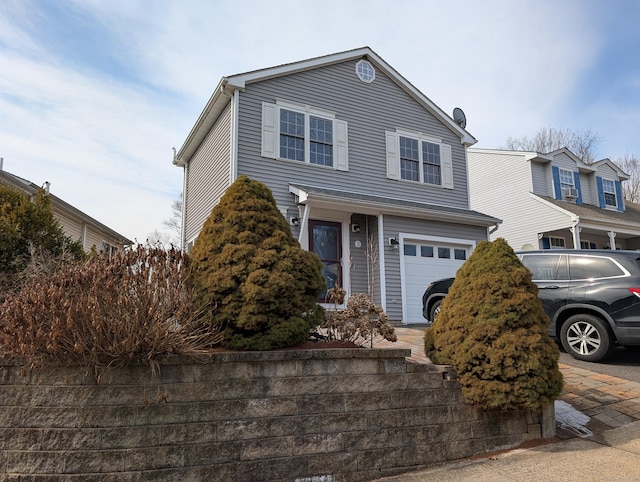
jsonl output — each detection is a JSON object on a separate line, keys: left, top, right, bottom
{"left": 189, "top": 175, "right": 326, "bottom": 350}
{"left": 424, "top": 238, "right": 563, "bottom": 411}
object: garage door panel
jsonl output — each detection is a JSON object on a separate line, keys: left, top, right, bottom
{"left": 403, "top": 240, "right": 469, "bottom": 323}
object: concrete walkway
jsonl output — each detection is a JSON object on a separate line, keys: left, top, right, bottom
{"left": 371, "top": 326, "right": 640, "bottom": 480}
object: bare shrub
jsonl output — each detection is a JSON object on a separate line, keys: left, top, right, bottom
{"left": 321, "top": 287, "right": 396, "bottom": 347}
{"left": 0, "top": 245, "right": 223, "bottom": 368}
{"left": 0, "top": 243, "right": 80, "bottom": 304}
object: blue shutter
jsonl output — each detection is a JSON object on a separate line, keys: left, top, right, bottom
{"left": 541, "top": 237, "right": 550, "bottom": 249}
{"left": 552, "top": 166, "right": 562, "bottom": 200}
{"left": 596, "top": 176, "right": 606, "bottom": 208}
{"left": 573, "top": 171, "right": 583, "bottom": 205}
{"left": 615, "top": 180, "right": 624, "bottom": 212}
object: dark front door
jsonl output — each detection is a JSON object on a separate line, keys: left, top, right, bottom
{"left": 309, "top": 220, "right": 342, "bottom": 301}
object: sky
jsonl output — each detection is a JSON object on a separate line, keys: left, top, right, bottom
{"left": 2, "top": 0, "right": 640, "bottom": 243}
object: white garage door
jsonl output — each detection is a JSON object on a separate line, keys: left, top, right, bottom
{"left": 402, "top": 240, "right": 471, "bottom": 323}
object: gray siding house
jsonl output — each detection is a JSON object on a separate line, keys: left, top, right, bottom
{"left": 174, "top": 47, "right": 499, "bottom": 323}
{"left": 468, "top": 147, "right": 640, "bottom": 251}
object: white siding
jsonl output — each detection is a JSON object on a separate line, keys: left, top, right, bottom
{"left": 468, "top": 149, "right": 532, "bottom": 245}
{"left": 580, "top": 172, "right": 595, "bottom": 205}
{"left": 530, "top": 162, "right": 550, "bottom": 196}
{"left": 468, "top": 149, "right": 573, "bottom": 251}
{"left": 508, "top": 196, "right": 572, "bottom": 250}
{"left": 552, "top": 152, "right": 577, "bottom": 171}
{"left": 596, "top": 163, "right": 619, "bottom": 179}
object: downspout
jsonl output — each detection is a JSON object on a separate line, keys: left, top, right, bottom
{"left": 81, "top": 223, "right": 88, "bottom": 251}
{"left": 225, "top": 88, "right": 239, "bottom": 183}
{"left": 489, "top": 222, "right": 501, "bottom": 236}
{"left": 173, "top": 147, "right": 188, "bottom": 251}
{"left": 181, "top": 163, "right": 188, "bottom": 250}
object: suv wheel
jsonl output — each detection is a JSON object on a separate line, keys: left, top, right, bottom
{"left": 430, "top": 300, "right": 442, "bottom": 323}
{"left": 560, "top": 314, "right": 613, "bottom": 362}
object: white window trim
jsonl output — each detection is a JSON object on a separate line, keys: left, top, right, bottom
{"left": 580, "top": 240, "right": 593, "bottom": 249}
{"left": 602, "top": 178, "right": 618, "bottom": 209}
{"left": 559, "top": 168, "right": 575, "bottom": 188}
{"left": 355, "top": 59, "right": 375, "bottom": 83}
{"left": 261, "top": 100, "right": 348, "bottom": 171}
{"left": 549, "top": 236, "right": 566, "bottom": 249}
{"left": 385, "top": 130, "right": 453, "bottom": 189}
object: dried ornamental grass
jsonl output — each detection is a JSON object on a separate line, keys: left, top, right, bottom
{"left": 0, "top": 245, "right": 223, "bottom": 368}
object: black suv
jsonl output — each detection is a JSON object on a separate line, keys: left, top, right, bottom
{"left": 422, "top": 250, "right": 640, "bottom": 362}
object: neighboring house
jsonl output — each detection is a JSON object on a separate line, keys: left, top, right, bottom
{"left": 174, "top": 47, "right": 500, "bottom": 323}
{"left": 467, "top": 147, "right": 640, "bottom": 251}
{"left": 0, "top": 167, "right": 132, "bottom": 254}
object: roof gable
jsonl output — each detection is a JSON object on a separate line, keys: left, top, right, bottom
{"left": 548, "top": 147, "right": 595, "bottom": 173}
{"left": 592, "top": 158, "right": 630, "bottom": 180}
{"left": 175, "top": 47, "right": 475, "bottom": 165}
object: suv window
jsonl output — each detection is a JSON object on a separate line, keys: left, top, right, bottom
{"left": 520, "top": 254, "right": 568, "bottom": 280}
{"left": 568, "top": 255, "right": 626, "bottom": 280}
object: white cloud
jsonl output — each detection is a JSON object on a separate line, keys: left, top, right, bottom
{"left": 0, "top": 0, "right": 636, "bottom": 243}
{"left": 0, "top": 48, "right": 186, "bottom": 239}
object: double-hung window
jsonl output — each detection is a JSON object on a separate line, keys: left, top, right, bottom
{"left": 387, "top": 130, "right": 452, "bottom": 188}
{"left": 399, "top": 135, "right": 441, "bottom": 184}
{"left": 262, "top": 101, "right": 349, "bottom": 171}
{"left": 602, "top": 179, "right": 617, "bottom": 208}
{"left": 559, "top": 168, "right": 574, "bottom": 191}
{"left": 280, "top": 109, "right": 333, "bottom": 166}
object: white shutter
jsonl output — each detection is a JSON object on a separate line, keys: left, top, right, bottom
{"left": 261, "top": 102, "right": 277, "bottom": 159}
{"left": 335, "top": 119, "right": 348, "bottom": 171}
{"left": 385, "top": 131, "right": 399, "bottom": 180}
{"left": 441, "top": 144, "right": 453, "bottom": 189}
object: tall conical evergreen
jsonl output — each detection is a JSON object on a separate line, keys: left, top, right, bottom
{"left": 424, "top": 238, "right": 563, "bottom": 411}
{"left": 189, "top": 175, "right": 325, "bottom": 350}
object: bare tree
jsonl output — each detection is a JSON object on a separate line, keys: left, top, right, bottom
{"left": 502, "top": 126, "right": 601, "bottom": 164}
{"left": 162, "top": 196, "right": 182, "bottom": 239}
{"left": 615, "top": 153, "right": 640, "bottom": 203}
{"left": 146, "top": 195, "right": 183, "bottom": 248}
{"left": 145, "top": 229, "right": 175, "bottom": 249}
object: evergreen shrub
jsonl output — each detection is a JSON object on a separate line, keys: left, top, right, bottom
{"left": 0, "top": 186, "right": 84, "bottom": 300}
{"left": 424, "top": 238, "right": 563, "bottom": 411}
{"left": 189, "top": 175, "right": 326, "bottom": 350}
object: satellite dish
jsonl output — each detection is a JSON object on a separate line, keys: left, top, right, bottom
{"left": 453, "top": 107, "right": 467, "bottom": 129}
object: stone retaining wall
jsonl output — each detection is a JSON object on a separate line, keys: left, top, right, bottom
{"left": 0, "top": 348, "right": 554, "bottom": 481}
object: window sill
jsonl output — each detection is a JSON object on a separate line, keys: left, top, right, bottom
{"left": 274, "top": 156, "right": 339, "bottom": 171}
{"left": 396, "top": 178, "right": 444, "bottom": 188}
